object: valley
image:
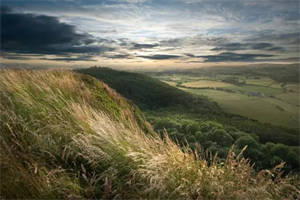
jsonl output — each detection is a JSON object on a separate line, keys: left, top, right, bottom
{"left": 78, "top": 67, "right": 300, "bottom": 173}
{"left": 150, "top": 65, "right": 300, "bottom": 129}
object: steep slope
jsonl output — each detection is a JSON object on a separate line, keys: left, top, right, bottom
{"left": 0, "top": 69, "right": 298, "bottom": 199}
{"left": 77, "top": 67, "right": 299, "bottom": 173}
{"left": 77, "top": 67, "right": 299, "bottom": 147}
{"left": 77, "top": 67, "right": 221, "bottom": 114}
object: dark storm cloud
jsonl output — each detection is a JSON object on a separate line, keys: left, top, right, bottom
{"left": 0, "top": 7, "right": 112, "bottom": 56}
{"left": 246, "top": 32, "right": 300, "bottom": 45}
{"left": 268, "top": 57, "right": 300, "bottom": 62}
{"left": 103, "top": 54, "right": 131, "bottom": 59}
{"left": 159, "top": 35, "right": 227, "bottom": 48}
{"left": 138, "top": 54, "right": 181, "bottom": 60}
{"left": 212, "top": 42, "right": 285, "bottom": 52}
{"left": 1, "top": 55, "right": 31, "bottom": 60}
{"left": 198, "top": 52, "right": 274, "bottom": 62}
{"left": 117, "top": 40, "right": 159, "bottom": 50}
{"left": 50, "top": 46, "right": 114, "bottom": 55}
{"left": 184, "top": 53, "right": 196, "bottom": 57}
{"left": 1, "top": 52, "right": 44, "bottom": 60}
{"left": 159, "top": 38, "right": 183, "bottom": 47}
{"left": 131, "top": 43, "right": 159, "bottom": 49}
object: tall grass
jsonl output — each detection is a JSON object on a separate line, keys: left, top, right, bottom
{"left": 0, "top": 69, "right": 298, "bottom": 199}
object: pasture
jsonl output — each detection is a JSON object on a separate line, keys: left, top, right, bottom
{"left": 183, "top": 88, "right": 299, "bottom": 129}
{"left": 156, "top": 73, "right": 299, "bottom": 129}
{"left": 181, "top": 80, "right": 232, "bottom": 88}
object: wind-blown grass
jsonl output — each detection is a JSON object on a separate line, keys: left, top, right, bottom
{"left": 0, "top": 69, "right": 298, "bottom": 199}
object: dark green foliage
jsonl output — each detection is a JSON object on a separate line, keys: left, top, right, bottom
{"left": 235, "top": 135, "right": 263, "bottom": 164}
{"left": 216, "top": 113, "right": 299, "bottom": 146}
{"left": 260, "top": 143, "right": 300, "bottom": 171}
{"left": 236, "top": 135, "right": 260, "bottom": 149}
{"left": 77, "top": 67, "right": 220, "bottom": 113}
{"left": 208, "top": 129, "right": 234, "bottom": 147}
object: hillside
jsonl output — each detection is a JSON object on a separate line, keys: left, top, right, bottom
{"left": 1, "top": 69, "right": 298, "bottom": 199}
{"left": 77, "top": 68, "right": 299, "bottom": 173}
{"left": 77, "top": 67, "right": 221, "bottom": 114}
{"left": 77, "top": 67, "right": 298, "bottom": 145}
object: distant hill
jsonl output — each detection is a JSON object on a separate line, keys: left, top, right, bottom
{"left": 77, "top": 67, "right": 221, "bottom": 114}
{"left": 147, "top": 64, "right": 300, "bottom": 83}
{"left": 77, "top": 67, "right": 299, "bottom": 147}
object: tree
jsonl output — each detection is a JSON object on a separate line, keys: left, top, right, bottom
{"left": 235, "top": 135, "right": 263, "bottom": 163}
{"left": 208, "top": 129, "right": 233, "bottom": 147}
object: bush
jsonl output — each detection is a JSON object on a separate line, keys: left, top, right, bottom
{"left": 208, "top": 129, "right": 234, "bottom": 147}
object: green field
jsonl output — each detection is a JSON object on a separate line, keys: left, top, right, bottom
{"left": 154, "top": 72, "right": 300, "bottom": 129}
{"left": 183, "top": 88, "right": 299, "bottom": 129}
{"left": 182, "top": 80, "right": 232, "bottom": 88}
{"left": 162, "top": 80, "right": 177, "bottom": 87}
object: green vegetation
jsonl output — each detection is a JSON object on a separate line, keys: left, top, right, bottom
{"left": 2, "top": 69, "right": 299, "bottom": 199}
{"left": 78, "top": 67, "right": 299, "bottom": 173}
{"left": 149, "top": 64, "right": 299, "bottom": 128}
{"left": 77, "top": 67, "right": 221, "bottom": 114}
{"left": 148, "top": 66, "right": 299, "bottom": 128}
{"left": 182, "top": 80, "right": 232, "bottom": 88}
{"left": 147, "top": 113, "right": 300, "bottom": 172}
{"left": 183, "top": 88, "right": 298, "bottom": 129}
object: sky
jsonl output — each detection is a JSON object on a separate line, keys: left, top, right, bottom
{"left": 0, "top": 0, "right": 299, "bottom": 69}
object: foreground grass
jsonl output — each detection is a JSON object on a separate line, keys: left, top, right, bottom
{"left": 0, "top": 69, "right": 299, "bottom": 199}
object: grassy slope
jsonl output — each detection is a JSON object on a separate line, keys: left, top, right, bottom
{"left": 77, "top": 67, "right": 299, "bottom": 146}
{"left": 77, "top": 67, "right": 221, "bottom": 113}
{"left": 1, "top": 69, "right": 298, "bottom": 199}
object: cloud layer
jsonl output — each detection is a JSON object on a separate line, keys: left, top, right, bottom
{"left": 1, "top": 7, "right": 114, "bottom": 61}
{"left": 1, "top": 0, "right": 299, "bottom": 65}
